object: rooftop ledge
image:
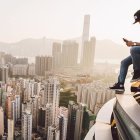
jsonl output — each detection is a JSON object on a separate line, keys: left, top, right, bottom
{"left": 115, "top": 92, "right": 140, "bottom": 129}
{"left": 85, "top": 80, "right": 140, "bottom": 140}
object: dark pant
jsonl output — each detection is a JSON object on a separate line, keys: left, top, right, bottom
{"left": 118, "top": 46, "right": 140, "bottom": 84}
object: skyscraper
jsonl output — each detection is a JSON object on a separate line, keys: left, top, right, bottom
{"left": 0, "top": 107, "right": 4, "bottom": 136}
{"left": 15, "top": 95, "right": 20, "bottom": 122}
{"left": 30, "top": 96, "right": 38, "bottom": 130}
{"left": 81, "top": 15, "right": 90, "bottom": 62}
{"left": 52, "top": 42, "right": 61, "bottom": 70}
{"left": 22, "top": 110, "right": 32, "bottom": 140}
{"left": 44, "top": 77, "right": 60, "bottom": 125}
{"left": 7, "top": 119, "right": 14, "bottom": 140}
{"left": 0, "top": 66, "right": 9, "bottom": 83}
{"left": 45, "top": 104, "right": 53, "bottom": 135}
{"left": 47, "top": 125, "right": 60, "bottom": 140}
{"left": 82, "top": 37, "right": 96, "bottom": 70}
{"left": 6, "top": 95, "right": 15, "bottom": 120}
{"left": 61, "top": 41, "right": 78, "bottom": 67}
{"left": 58, "top": 107, "right": 68, "bottom": 140}
{"left": 66, "top": 101, "right": 78, "bottom": 140}
{"left": 35, "top": 56, "right": 53, "bottom": 76}
{"left": 74, "top": 103, "right": 86, "bottom": 140}
{"left": 37, "top": 107, "right": 46, "bottom": 136}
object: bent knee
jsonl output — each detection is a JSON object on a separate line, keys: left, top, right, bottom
{"left": 130, "top": 46, "right": 140, "bottom": 54}
{"left": 121, "top": 59, "right": 130, "bottom": 67}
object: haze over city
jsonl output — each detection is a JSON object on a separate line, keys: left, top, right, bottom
{"left": 0, "top": 0, "right": 140, "bottom": 44}
{"left": 0, "top": 1, "right": 140, "bottom": 140}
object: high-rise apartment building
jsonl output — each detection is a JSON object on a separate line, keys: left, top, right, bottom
{"left": 30, "top": 96, "right": 39, "bottom": 130}
{"left": 45, "top": 104, "right": 53, "bottom": 135}
{"left": 0, "top": 66, "right": 9, "bottom": 83}
{"left": 15, "top": 95, "right": 20, "bottom": 122}
{"left": 7, "top": 119, "right": 14, "bottom": 140}
{"left": 66, "top": 101, "right": 78, "bottom": 140}
{"left": 6, "top": 95, "right": 15, "bottom": 120}
{"left": 22, "top": 110, "right": 32, "bottom": 140}
{"left": 82, "top": 37, "right": 96, "bottom": 70}
{"left": 28, "top": 63, "right": 35, "bottom": 76}
{"left": 4, "top": 54, "right": 16, "bottom": 65}
{"left": 52, "top": 42, "right": 61, "bottom": 70}
{"left": 44, "top": 77, "right": 60, "bottom": 125}
{"left": 74, "top": 103, "right": 86, "bottom": 140}
{"left": 0, "top": 82, "right": 7, "bottom": 108}
{"left": 47, "top": 125, "right": 60, "bottom": 140}
{"left": 61, "top": 41, "right": 78, "bottom": 67}
{"left": 77, "top": 82, "right": 115, "bottom": 113}
{"left": 4, "top": 54, "right": 28, "bottom": 65}
{"left": 12, "top": 64, "right": 28, "bottom": 76}
{"left": 35, "top": 56, "right": 53, "bottom": 76}
{"left": 37, "top": 107, "right": 46, "bottom": 135}
{"left": 0, "top": 107, "right": 4, "bottom": 136}
{"left": 81, "top": 15, "right": 90, "bottom": 62}
{"left": 15, "top": 58, "right": 28, "bottom": 65}
{"left": 58, "top": 107, "right": 68, "bottom": 140}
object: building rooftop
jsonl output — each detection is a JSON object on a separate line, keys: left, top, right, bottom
{"left": 85, "top": 80, "right": 140, "bottom": 140}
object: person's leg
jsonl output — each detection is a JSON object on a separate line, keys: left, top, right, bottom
{"left": 110, "top": 56, "right": 132, "bottom": 91}
{"left": 130, "top": 46, "right": 140, "bottom": 70}
{"left": 130, "top": 46, "right": 140, "bottom": 81}
{"left": 118, "top": 56, "right": 132, "bottom": 84}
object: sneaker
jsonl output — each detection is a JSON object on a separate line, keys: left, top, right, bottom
{"left": 131, "top": 70, "right": 140, "bottom": 82}
{"left": 109, "top": 83, "right": 125, "bottom": 91}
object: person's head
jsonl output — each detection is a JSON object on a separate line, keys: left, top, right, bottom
{"left": 133, "top": 10, "right": 140, "bottom": 24}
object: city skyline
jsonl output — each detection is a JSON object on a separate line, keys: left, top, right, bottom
{"left": 0, "top": 0, "right": 140, "bottom": 44}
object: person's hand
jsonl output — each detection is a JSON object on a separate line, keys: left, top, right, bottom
{"left": 126, "top": 41, "right": 134, "bottom": 47}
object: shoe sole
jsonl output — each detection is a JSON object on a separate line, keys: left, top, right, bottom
{"left": 108, "top": 88, "right": 125, "bottom": 92}
{"left": 131, "top": 77, "right": 140, "bottom": 82}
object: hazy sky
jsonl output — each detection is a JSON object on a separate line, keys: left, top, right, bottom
{"left": 1, "top": 0, "right": 140, "bottom": 43}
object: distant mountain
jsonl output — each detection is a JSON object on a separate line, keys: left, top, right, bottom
{"left": 95, "top": 39, "right": 130, "bottom": 60}
{"left": 0, "top": 38, "right": 130, "bottom": 60}
{"left": 0, "top": 37, "right": 62, "bottom": 57}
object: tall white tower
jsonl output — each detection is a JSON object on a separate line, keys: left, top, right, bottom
{"left": 81, "top": 15, "right": 90, "bottom": 63}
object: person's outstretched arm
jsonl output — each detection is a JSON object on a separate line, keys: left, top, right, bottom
{"left": 126, "top": 41, "right": 140, "bottom": 47}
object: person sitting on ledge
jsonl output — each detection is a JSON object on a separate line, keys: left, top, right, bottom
{"left": 110, "top": 10, "right": 140, "bottom": 91}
